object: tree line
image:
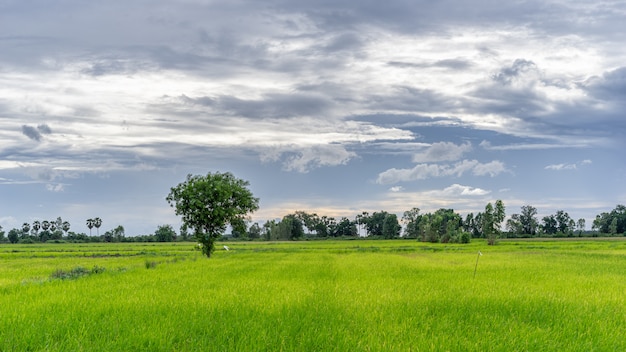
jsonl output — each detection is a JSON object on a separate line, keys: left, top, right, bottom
{"left": 228, "top": 203, "right": 626, "bottom": 243}
{"left": 0, "top": 216, "right": 191, "bottom": 244}
{"left": 1, "top": 204, "right": 625, "bottom": 245}
{"left": 163, "top": 172, "right": 626, "bottom": 257}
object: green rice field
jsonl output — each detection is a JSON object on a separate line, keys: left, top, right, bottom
{"left": 1, "top": 239, "right": 625, "bottom": 351}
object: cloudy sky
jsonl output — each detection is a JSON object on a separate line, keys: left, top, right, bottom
{"left": 1, "top": 0, "right": 625, "bottom": 236}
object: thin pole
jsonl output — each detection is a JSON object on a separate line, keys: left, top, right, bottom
{"left": 474, "top": 251, "right": 482, "bottom": 278}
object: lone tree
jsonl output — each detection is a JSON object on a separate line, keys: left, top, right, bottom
{"left": 166, "top": 172, "right": 259, "bottom": 257}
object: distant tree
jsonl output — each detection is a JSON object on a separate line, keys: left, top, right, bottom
{"left": 277, "top": 214, "right": 304, "bottom": 240}
{"left": 609, "top": 218, "right": 618, "bottom": 235}
{"left": 416, "top": 208, "right": 463, "bottom": 243}
{"left": 316, "top": 216, "right": 336, "bottom": 237}
{"left": 292, "top": 211, "right": 319, "bottom": 236}
{"left": 32, "top": 221, "right": 41, "bottom": 237}
{"left": 248, "top": 222, "right": 261, "bottom": 239}
{"left": 166, "top": 172, "right": 259, "bottom": 257}
{"left": 230, "top": 217, "right": 248, "bottom": 239}
{"left": 382, "top": 213, "right": 401, "bottom": 239}
{"left": 519, "top": 205, "right": 539, "bottom": 236}
{"left": 62, "top": 221, "right": 71, "bottom": 236}
{"left": 555, "top": 210, "right": 574, "bottom": 236}
{"left": 541, "top": 215, "right": 558, "bottom": 235}
{"left": 93, "top": 217, "right": 102, "bottom": 236}
{"left": 8, "top": 228, "right": 21, "bottom": 243}
{"left": 0, "top": 225, "right": 4, "bottom": 242}
{"left": 113, "top": 225, "right": 125, "bottom": 241}
{"left": 355, "top": 211, "right": 369, "bottom": 237}
{"left": 262, "top": 220, "right": 278, "bottom": 241}
{"left": 155, "top": 224, "right": 176, "bottom": 242}
{"left": 495, "top": 200, "right": 506, "bottom": 229}
{"left": 592, "top": 205, "right": 626, "bottom": 235}
{"left": 483, "top": 200, "right": 505, "bottom": 245}
{"left": 49, "top": 220, "right": 57, "bottom": 232}
{"left": 506, "top": 215, "right": 523, "bottom": 237}
{"left": 86, "top": 219, "right": 94, "bottom": 236}
{"left": 507, "top": 205, "right": 538, "bottom": 237}
{"left": 576, "top": 218, "right": 586, "bottom": 236}
{"left": 103, "top": 225, "right": 125, "bottom": 242}
{"left": 420, "top": 213, "right": 438, "bottom": 243}
{"left": 362, "top": 211, "right": 390, "bottom": 237}
{"left": 48, "top": 218, "right": 63, "bottom": 240}
{"left": 22, "top": 223, "right": 30, "bottom": 237}
{"left": 103, "top": 229, "right": 113, "bottom": 242}
{"left": 464, "top": 212, "right": 482, "bottom": 238}
{"left": 332, "top": 217, "right": 358, "bottom": 237}
{"left": 402, "top": 207, "right": 421, "bottom": 238}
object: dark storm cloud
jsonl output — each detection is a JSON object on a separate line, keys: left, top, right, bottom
{"left": 22, "top": 125, "right": 42, "bottom": 141}
{"left": 80, "top": 58, "right": 145, "bottom": 77}
{"left": 37, "top": 124, "right": 52, "bottom": 134}
{"left": 446, "top": 57, "right": 626, "bottom": 145}
{"left": 468, "top": 59, "right": 548, "bottom": 115}
{"left": 181, "top": 93, "right": 333, "bottom": 119}
{"left": 321, "top": 33, "right": 364, "bottom": 52}
{"left": 275, "top": 0, "right": 536, "bottom": 31}
{"left": 272, "top": 0, "right": 598, "bottom": 35}
{"left": 492, "top": 59, "right": 537, "bottom": 85}
{"left": 584, "top": 67, "right": 626, "bottom": 102}
{"left": 221, "top": 94, "right": 332, "bottom": 118}
{"left": 19, "top": 123, "right": 57, "bottom": 142}
{"left": 2, "top": 0, "right": 624, "bottom": 78}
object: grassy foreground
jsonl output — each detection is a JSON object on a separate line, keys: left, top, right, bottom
{"left": 1, "top": 240, "right": 625, "bottom": 351}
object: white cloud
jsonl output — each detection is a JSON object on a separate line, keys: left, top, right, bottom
{"left": 433, "top": 184, "right": 491, "bottom": 196}
{"left": 472, "top": 160, "right": 507, "bottom": 177}
{"left": 412, "top": 141, "right": 472, "bottom": 162}
{"left": 46, "top": 183, "right": 65, "bottom": 192}
{"left": 376, "top": 159, "right": 507, "bottom": 184}
{"left": 389, "top": 186, "right": 404, "bottom": 192}
{"left": 545, "top": 163, "right": 577, "bottom": 170}
{"left": 479, "top": 140, "right": 587, "bottom": 150}
{"left": 376, "top": 164, "right": 443, "bottom": 184}
{"left": 280, "top": 145, "right": 357, "bottom": 173}
{"left": 545, "top": 160, "right": 592, "bottom": 171}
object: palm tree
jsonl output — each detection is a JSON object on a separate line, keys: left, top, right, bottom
{"left": 50, "top": 220, "right": 57, "bottom": 232}
{"left": 62, "top": 221, "right": 71, "bottom": 235}
{"left": 22, "top": 223, "right": 30, "bottom": 236}
{"left": 93, "top": 217, "right": 102, "bottom": 236}
{"left": 42, "top": 220, "right": 51, "bottom": 232}
{"left": 32, "top": 220, "right": 41, "bottom": 236}
{"left": 86, "top": 218, "right": 94, "bottom": 236}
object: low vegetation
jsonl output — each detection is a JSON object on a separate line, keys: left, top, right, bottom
{"left": 1, "top": 239, "right": 625, "bottom": 350}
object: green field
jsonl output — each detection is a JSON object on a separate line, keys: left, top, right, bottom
{"left": 1, "top": 239, "right": 625, "bottom": 351}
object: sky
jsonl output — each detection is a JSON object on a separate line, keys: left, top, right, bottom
{"left": 1, "top": 0, "right": 625, "bottom": 236}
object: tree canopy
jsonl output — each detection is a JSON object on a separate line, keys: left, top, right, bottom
{"left": 166, "top": 172, "right": 259, "bottom": 257}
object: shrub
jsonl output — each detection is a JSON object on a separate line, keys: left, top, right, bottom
{"left": 50, "top": 266, "right": 106, "bottom": 280}
{"left": 459, "top": 232, "right": 471, "bottom": 244}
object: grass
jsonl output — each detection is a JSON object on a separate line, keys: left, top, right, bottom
{"left": 1, "top": 239, "right": 625, "bottom": 350}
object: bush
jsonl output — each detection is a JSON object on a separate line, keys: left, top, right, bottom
{"left": 459, "top": 232, "right": 471, "bottom": 244}
{"left": 50, "top": 266, "right": 106, "bottom": 280}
